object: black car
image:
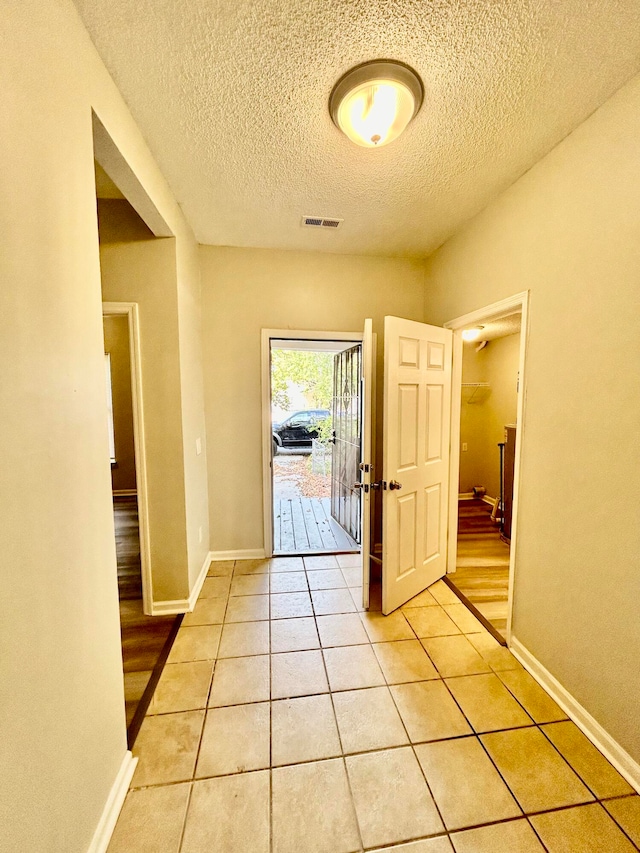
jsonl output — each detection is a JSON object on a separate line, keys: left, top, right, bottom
{"left": 272, "top": 409, "right": 331, "bottom": 455}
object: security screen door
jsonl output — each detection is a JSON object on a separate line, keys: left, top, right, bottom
{"left": 382, "top": 317, "right": 453, "bottom": 614}
{"left": 330, "top": 319, "right": 374, "bottom": 609}
{"left": 330, "top": 343, "right": 362, "bottom": 543}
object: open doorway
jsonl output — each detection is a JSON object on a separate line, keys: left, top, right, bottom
{"left": 444, "top": 295, "right": 528, "bottom": 644}
{"left": 269, "top": 338, "right": 362, "bottom": 555}
{"left": 262, "top": 331, "right": 368, "bottom": 560}
{"left": 95, "top": 158, "right": 179, "bottom": 745}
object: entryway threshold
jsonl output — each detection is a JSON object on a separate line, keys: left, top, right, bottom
{"left": 443, "top": 575, "right": 507, "bottom": 647}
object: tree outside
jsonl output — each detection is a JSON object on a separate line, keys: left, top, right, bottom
{"left": 271, "top": 349, "right": 333, "bottom": 412}
{"left": 271, "top": 349, "right": 333, "bottom": 499}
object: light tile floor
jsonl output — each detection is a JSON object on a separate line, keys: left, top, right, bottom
{"left": 108, "top": 557, "right": 640, "bottom": 853}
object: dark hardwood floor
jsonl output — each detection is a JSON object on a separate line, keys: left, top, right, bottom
{"left": 114, "top": 497, "right": 178, "bottom": 743}
{"left": 446, "top": 499, "right": 510, "bottom": 642}
{"left": 114, "top": 497, "right": 143, "bottom": 600}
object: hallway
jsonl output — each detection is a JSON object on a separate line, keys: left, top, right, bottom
{"left": 109, "top": 556, "right": 640, "bottom": 852}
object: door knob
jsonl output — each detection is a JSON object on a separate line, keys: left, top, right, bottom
{"left": 353, "top": 482, "right": 362, "bottom": 489}
{"left": 389, "top": 480, "right": 403, "bottom": 490}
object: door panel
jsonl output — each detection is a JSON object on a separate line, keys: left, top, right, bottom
{"left": 426, "top": 385, "right": 444, "bottom": 461}
{"left": 398, "top": 384, "right": 419, "bottom": 469}
{"left": 397, "top": 493, "right": 417, "bottom": 576}
{"left": 424, "top": 484, "right": 441, "bottom": 561}
{"left": 382, "top": 317, "right": 452, "bottom": 614}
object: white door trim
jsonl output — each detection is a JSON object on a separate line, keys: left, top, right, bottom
{"left": 260, "top": 328, "right": 364, "bottom": 558}
{"left": 444, "top": 291, "right": 530, "bottom": 644}
{"left": 103, "top": 302, "right": 153, "bottom": 614}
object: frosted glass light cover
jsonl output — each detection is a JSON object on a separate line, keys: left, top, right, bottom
{"left": 461, "top": 327, "right": 484, "bottom": 341}
{"left": 336, "top": 78, "right": 416, "bottom": 148}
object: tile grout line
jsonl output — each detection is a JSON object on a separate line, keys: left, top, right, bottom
{"left": 175, "top": 780, "right": 194, "bottom": 853}
{"left": 176, "top": 560, "right": 235, "bottom": 853}
{"left": 535, "top": 722, "right": 609, "bottom": 802}
{"left": 402, "top": 612, "right": 581, "bottom": 842}
{"left": 268, "top": 560, "right": 273, "bottom": 853}
{"left": 358, "top": 593, "right": 628, "bottom": 844}
{"left": 382, "top": 651, "right": 452, "bottom": 844}
{"left": 133, "top": 726, "right": 637, "bottom": 788}
{"left": 416, "top": 652, "right": 533, "bottom": 834}
{"left": 309, "top": 564, "right": 366, "bottom": 853}
{"left": 599, "top": 801, "right": 640, "bottom": 851}
{"left": 134, "top": 565, "right": 635, "bottom": 851}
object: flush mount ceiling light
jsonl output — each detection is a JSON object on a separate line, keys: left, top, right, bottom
{"left": 461, "top": 326, "right": 485, "bottom": 342}
{"left": 329, "top": 60, "right": 424, "bottom": 149}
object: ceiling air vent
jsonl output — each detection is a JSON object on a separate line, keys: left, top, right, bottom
{"left": 301, "top": 215, "right": 344, "bottom": 229}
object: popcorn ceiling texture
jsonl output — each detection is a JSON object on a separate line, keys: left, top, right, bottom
{"left": 74, "top": 0, "right": 640, "bottom": 258}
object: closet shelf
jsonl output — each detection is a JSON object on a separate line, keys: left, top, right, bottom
{"left": 461, "top": 382, "right": 490, "bottom": 403}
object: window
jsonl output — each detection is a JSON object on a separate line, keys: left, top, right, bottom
{"left": 105, "top": 353, "right": 116, "bottom": 464}
{"left": 289, "top": 413, "right": 311, "bottom": 427}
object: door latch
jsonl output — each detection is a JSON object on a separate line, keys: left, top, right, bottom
{"left": 370, "top": 480, "right": 387, "bottom": 491}
{"left": 353, "top": 482, "right": 370, "bottom": 493}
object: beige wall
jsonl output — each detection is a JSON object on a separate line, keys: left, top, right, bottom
{"left": 459, "top": 333, "right": 520, "bottom": 497}
{"left": 99, "top": 237, "right": 191, "bottom": 601}
{"left": 424, "top": 75, "right": 640, "bottom": 763}
{"left": 201, "top": 246, "right": 426, "bottom": 553}
{"left": 99, "top": 200, "right": 210, "bottom": 592}
{"left": 176, "top": 235, "right": 211, "bottom": 589}
{"left": 97, "top": 197, "right": 154, "bottom": 242}
{"left": 1, "top": 2, "right": 208, "bottom": 850}
{"left": 103, "top": 314, "right": 137, "bottom": 492}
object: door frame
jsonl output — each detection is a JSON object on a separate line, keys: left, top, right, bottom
{"left": 103, "top": 302, "right": 153, "bottom": 614}
{"left": 261, "top": 328, "right": 364, "bottom": 558}
{"left": 444, "top": 291, "right": 530, "bottom": 643}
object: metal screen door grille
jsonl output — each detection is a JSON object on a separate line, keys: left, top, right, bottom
{"left": 331, "top": 344, "right": 362, "bottom": 543}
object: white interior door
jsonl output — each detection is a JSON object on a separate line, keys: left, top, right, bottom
{"left": 382, "top": 317, "right": 452, "bottom": 614}
{"left": 359, "top": 319, "right": 374, "bottom": 608}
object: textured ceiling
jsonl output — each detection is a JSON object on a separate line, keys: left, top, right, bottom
{"left": 472, "top": 312, "right": 521, "bottom": 342}
{"left": 75, "top": 0, "right": 640, "bottom": 257}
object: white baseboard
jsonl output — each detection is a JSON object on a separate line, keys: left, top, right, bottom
{"left": 150, "top": 598, "right": 189, "bottom": 615}
{"left": 210, "top": 548, "right": 266, "bottom": 561}
{"left": 150, "top": 551, "right": 212, "bottom": 615}
{"left": 187, "top": 551, "right": 212, "bottom": 609}
{"left": 112, "top": 489, "right": 137, "bottom": 497}
{"left": 510, "top": 636, "right": 640, "bottom": 794}
{"left": 458, "top": 492, "right": 497, "bottom": 506}
{"left": 87, "top": 751, "right": 137, "bottom": 853}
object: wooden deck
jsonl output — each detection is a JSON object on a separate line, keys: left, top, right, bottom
{"left": 274, "top": 497, "right": 359, "bottom": 555}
